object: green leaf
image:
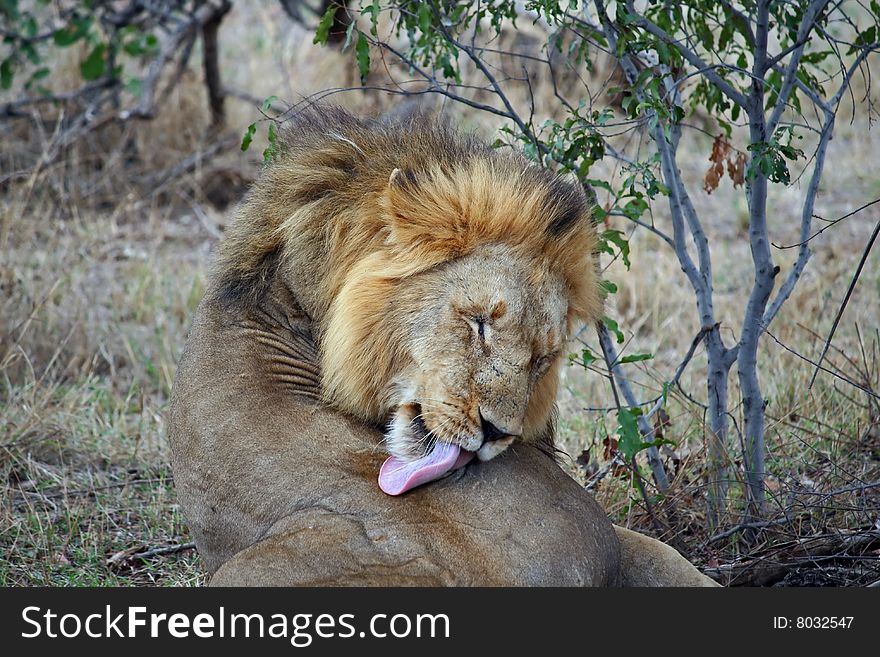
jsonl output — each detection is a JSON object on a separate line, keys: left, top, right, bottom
{"left": 23, "top": 15, "right": 37, "bottom": 38}
{"left": 600, "top": 279, "right": 618, "bottom": 295}
{"left": 355, "top": 32, "right": 370, "bottom": 83}
{"left": 619, "top": 353, "right": 654, "bottom": 364}
{"left": 616, "top": 407, "right": 675, "bottom": 461}
{"left": 616, "top": 407, "right": 642, "bottom": 461}
{"left": 364, "top": 0, "right": 381, "bottom": 36}
{"left": 0, "top": 0, "right": 20, "bottom": 20}
{"left": 261, "top": 95, "right": 278, "bottom": 112}
{"left": 122, "top": 32, "right": 158, "bottom": 57}
{"left": 24, "top": 66, "right": 49, "bottom": 90}
{"left": 849, "top": 25, "right": 876, "bottom": 54}
{"left": 122, "top": 40, "right": 142, "bottom": 56}
{"left": 79, "top": 43, "right": 107, "bottom": 81}
{"left": 801, "top": 50, "right": 833, "bottom": 65}
{"left": 418, "top": 3, "right": 432, "bottom": 33}
{"left": 585, "top": 177, "right": 613, "bottom": 193}
{"left": 21, "top": 42, "right": 39, "bottom": 65}
{"left": 313, "top": 4, "right": 338, "bottom": 45}
{"left": 603, "top": 316, "right": 625, "bottom": 344}
{"left": 263, "top": 122, "right": 279, "bottom": 164}
{"left": 580, "top": 347, "right": 597, "bottom": 368}
{"left": 53, "top": 17, "right": 91, "bottom": 47}
{"left": 601, "top": 229, "right": 631, "bottom": 269}
{"left": 125, "top": 77, "right": 143, "bottom": 97}
{"left": 0, "top": 57, "right": 13, "bottom": 90}
{"left": 240, "top": 123, "right": 256, "bottom": 152}
{"left": 694, "top": 19, "right": 714, "bottom": 52}
{"left": 341, "top": 22, "right": 356, "bottom": 51}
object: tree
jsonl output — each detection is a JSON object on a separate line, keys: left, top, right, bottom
{"left": 1, "top": 0, "right": 232, "bottom": 153}
{"left": 309, "top": 0, "right": 880, "bottom": 528}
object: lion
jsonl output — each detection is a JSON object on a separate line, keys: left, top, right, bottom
{"left": 168, "top": 106, "right": 717, "bottom": 586}
{"left": 213, "top": 107, "right": 600, "bottom": 473}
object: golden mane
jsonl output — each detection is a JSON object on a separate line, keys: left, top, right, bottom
{"left": 214, "top": 106, "right": 602, "bottom": 427}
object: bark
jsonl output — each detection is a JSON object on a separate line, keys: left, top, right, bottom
{"left": 202, "top": 0, "right": 232, "bottom": 127}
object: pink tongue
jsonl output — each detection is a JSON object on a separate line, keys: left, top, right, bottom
{"left": 378, "top": 442, "right": 475, "bottom": 496}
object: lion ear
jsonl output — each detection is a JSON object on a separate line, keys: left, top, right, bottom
{"left": 386, "top": 167, "right": 418, "bottom": 192}
{"left": 382, "top": 168, "right": 471, "bottom": 264}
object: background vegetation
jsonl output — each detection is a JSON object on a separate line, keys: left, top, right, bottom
{"left": 2, "top": 1, "right": 879, "bottom": 586}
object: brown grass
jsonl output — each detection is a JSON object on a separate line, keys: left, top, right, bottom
{"left": 1, "top": 3, "right": 878, "bottom": 586}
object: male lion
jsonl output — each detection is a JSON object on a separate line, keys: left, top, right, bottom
{"left": 215, "top": 108, "right": 601, "bottom": 474}
{"left": 169, "top": 106, "right": 717, "bottom": 586}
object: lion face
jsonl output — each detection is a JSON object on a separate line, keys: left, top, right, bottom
{"left": 317, "top": 149, "right": 602, "bottom": 468}
{"left": 384, "top": 244, "right": 568, "bottom": 463}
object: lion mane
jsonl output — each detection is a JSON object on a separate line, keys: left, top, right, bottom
{"left": 214, "top": 106, "right": 602, "bottom": 453}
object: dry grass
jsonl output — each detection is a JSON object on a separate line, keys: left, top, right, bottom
{"left": 2, "top": 3, "right": 878, "bottom": 586}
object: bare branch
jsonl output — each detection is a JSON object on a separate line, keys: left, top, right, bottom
{"left": 830, "top": 42, "right": 880, "bottom": 107}
{"left": 645, "top": 327, "right": 710, "bottom": 420}
{"left": 772, "top": 198, "right": 880, "bottom": 250}
{"left": 766, "top": 1, "right": 832, "bottom": 135}
{"left": 764, "top": 0, "right": 831, "bottom": 72}
{"left": 429, "top": 9, "right": 542, "bottom": 155}
{"left": 807, "top": 216, "right": 880, "bottom": 390}
{"left": 367, "top": 39, "right": 518, "bottom": 122}
{"left": 122, "top": 0, "right": 232, "bottom": 121}
{"left": 765, "top": 330, "right": 880, "bottom": 401}
{"left": 763, "top": 111, "right": 835, "bottom": 327}
{"left": 1, "top": 79, "right": 119, "bottom": 119}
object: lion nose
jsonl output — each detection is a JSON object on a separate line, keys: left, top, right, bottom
{"left": 480, "top": 412, "right": 508, "bottom": 442}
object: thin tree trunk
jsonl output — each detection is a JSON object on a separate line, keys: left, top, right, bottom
{"left": 739, "top": 1, "right": 776, "bottom": 521}
{"left": 705, "top": 325, "right": 734, "bottom": 528}
{"left": 202, "top": 0, "right": 231, "bottom": 128}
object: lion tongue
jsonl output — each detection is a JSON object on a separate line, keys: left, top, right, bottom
{"left": 378, "top": 442, "right": 475, "bottom": 496}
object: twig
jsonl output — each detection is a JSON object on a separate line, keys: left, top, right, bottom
{"left": 703, "top": 529, "right": 880, "bottom": 586}
{"left": 130, "top": 542, "right": 197, "bottom": 559}
{"left": 703, "top": 518, "right": 792, "bottom": 545}
{"left": 139, "top": 132, "right": 238, "bottom": 193}
{"left": 795, "top": 481, "right": 880, "bottom": 497}
{"left": 772, "top": 198, "right": 880, "bottom": 250}
{"left": 584, "top": 454, "right": 624, "bottom": 490}
{"left": 808, "top": 216, "right": 880, "bottom": 389}
{"left": 765, "top": 329, "right": 880, "bottom": 400}
{"left": 13, "top": 477, "right": 174, "bottom": 501}
{"left": 107, "top": 542, "right": 196, "bottom": 568}
{"left": 1, "top": 79, "right": 119, "bottom": 119}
